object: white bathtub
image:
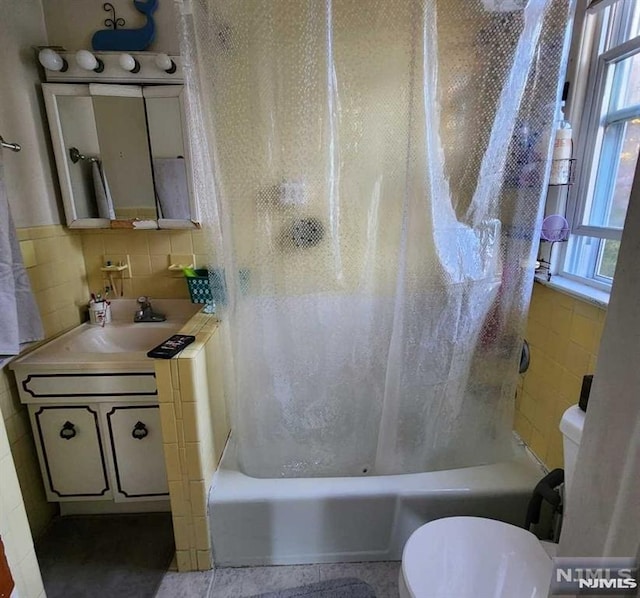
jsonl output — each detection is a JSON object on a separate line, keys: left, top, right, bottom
{"left": 209, "top": 435, "right": 544, "bottom": 566}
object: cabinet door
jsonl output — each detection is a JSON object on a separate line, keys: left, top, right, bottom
{"left": 103, "top": 405, "right": 169, "bottom": 501}
{"left": 31, "top": 405, "right": 111, "bottom": 500}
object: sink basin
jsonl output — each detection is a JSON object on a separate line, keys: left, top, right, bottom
{"left": 53, "top": 322, "right": 181, "bottom": 354}
{"left": 12, "top": 299, "right": 200, "bottom": 369}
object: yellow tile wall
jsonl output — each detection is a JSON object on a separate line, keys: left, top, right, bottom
{"left": 7, "top": 225, "right": 605, "bottom": 569}
{"left": 80, "top": 229, "right": 210, "bottom": 300}
{"left": 0, "top": 371, "right": 57, "bottom": 541}
{"left": 154, "top": 313, "right": 229, "bottom": 572}
{"left": 18, "top": 225, "right": 89, "bottom": 339}
{"left": 516, "top": 282, "right": 606, "bottom": 469}
{"left": 1, "top": 225, "right": 89, "bottom": 542}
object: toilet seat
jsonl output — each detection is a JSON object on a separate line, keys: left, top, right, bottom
{"left": 399, "top": 517, "right": 552, "bottom": 598}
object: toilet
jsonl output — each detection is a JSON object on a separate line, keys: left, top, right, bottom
{"left": 399, "top": 405, "right": 586, "bottom": 598}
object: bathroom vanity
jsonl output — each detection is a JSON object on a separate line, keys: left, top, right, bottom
{"left": 10, "top": 300, "right": 199, "bottom": 511}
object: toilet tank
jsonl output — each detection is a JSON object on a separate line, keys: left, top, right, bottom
{"left": 559, "top": 405, "right": 586, "bottom": 507}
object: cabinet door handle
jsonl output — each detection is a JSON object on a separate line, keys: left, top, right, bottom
{"left": 59, "top": 421, "right": 76, "bottom": 440}
{"left": 132, "top": 421, "right": 149, "bottom": 440}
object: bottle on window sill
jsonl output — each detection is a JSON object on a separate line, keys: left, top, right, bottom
{"left": 549, "top": 101, "right": 572, "bottom": 185}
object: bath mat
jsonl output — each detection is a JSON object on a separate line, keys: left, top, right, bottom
{"left": 36, "top": 512, "right": 174, "bottom": 598}
{"left": 248, "top": 577, "right": 376, "bottom": 598}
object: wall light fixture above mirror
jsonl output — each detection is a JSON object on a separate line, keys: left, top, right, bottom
{"left": 38, "top": 50, "right": 183, "bottom": 83}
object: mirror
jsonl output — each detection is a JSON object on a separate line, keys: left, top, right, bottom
{"left": 42, "top": 83, "right": 197, "bottom": 229}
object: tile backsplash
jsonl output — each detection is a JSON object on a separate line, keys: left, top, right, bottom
{"left": 81, "top": 229, "right": 210, "bottom": 301}
{"left": 18, "top": 225, "right": 89, "bottom": 338}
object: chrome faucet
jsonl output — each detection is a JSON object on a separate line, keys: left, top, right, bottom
{"left": 134, "top": 296, "right": 166, "bottom": 323}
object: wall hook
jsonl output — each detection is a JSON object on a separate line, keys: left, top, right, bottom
{"left": 0, "top": 135, "right": 21, "bottom": 152}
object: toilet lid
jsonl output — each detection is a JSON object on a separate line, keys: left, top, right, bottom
{"left": 401, "top": 517, "right": 552, "bottom": 598}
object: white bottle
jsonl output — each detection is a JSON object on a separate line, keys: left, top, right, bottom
{"left": 549, "top": 102, "right": 572, "bottom": 185}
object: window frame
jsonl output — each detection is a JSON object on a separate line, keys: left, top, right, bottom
{"left": 559, "top": 0, "right": 640, "bottom": 290}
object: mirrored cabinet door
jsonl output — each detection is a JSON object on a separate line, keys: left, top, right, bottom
{"left": 92, "top": 86, "right": 157, "bottom": 221}
{"left": 42, "top": 83, "right": 198, "bottom": 229}
{"left": 143, "top": 86, "right": 194, "bottom": 227}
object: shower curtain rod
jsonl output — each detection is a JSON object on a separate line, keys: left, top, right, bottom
{"left": 0, "top": 135, "right": 21, "bottom": 152}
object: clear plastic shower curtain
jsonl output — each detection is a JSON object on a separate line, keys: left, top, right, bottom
{"left": 178, "top": 0, "right": 574, "bottom": 477}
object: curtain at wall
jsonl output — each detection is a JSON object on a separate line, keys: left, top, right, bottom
{"left": 178, "top": 0, "right": 574, "bottom": 477}
{"left": 0, "top": 151, "right": 43, "bottom": 359}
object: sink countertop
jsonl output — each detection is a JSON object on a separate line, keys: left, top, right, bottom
{"left": 10, "top": 299, "right": 202, "bottom": 371}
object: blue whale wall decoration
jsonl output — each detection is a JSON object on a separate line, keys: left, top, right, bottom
{"left": 92, "top": 0, "right": 158, "bottom": 52}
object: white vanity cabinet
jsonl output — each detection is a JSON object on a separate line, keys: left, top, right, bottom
{"left": 9, "top": 300, "right": 201, "bottom": 511}
{"left": 101, "top": 404, "right": 168, "bottom": 500}
{"left": 29, "top": 405, "right": 111, "bottom": 500}
{"left": 27, "top": 402, "right": 168, "bottom": 503}
{"left": 15, "top": 368, "right": 169, "bottom": 505}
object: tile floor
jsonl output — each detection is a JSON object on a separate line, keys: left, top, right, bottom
{"left": 36, "top": 513, "right": 174, "bottom": 598}
{"left": 155, "top": 561, "right": 401, "bottom": 598}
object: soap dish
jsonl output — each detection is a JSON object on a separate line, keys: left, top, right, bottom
{"left": 100, "top": 264, "right": 129, "bottom": 272}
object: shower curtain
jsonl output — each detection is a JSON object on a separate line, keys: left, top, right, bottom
{"left": 178, "top": 0, "right": 574, "bottom": 477}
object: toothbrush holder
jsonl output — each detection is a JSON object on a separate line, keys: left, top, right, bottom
{"left": 89, "top": 302, "right": 111, "bottom": 325}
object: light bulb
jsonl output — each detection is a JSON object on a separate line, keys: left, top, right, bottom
{"left": 154, "top": 53, "right": 177, "bottom": 74}
{"left": 119, "top": 53, "right": 140, "bottom": 73}
{"left": 38, "top": 48, "right": 68, "bottom": 72}
{"left": 75, "top": 50, "right": 104, "bottom": 73}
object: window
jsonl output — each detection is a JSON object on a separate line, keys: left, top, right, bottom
{"left": 562, "top": 0, "right": 640, "bottom": 290}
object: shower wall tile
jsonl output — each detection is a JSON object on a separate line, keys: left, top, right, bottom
{"left": 153, "top": 312, "right": 229, "bottom": 572}
{"left": 79, "top": 229, "right": 212, "bottom": 300}
{"left": 517, "top": 282, "right": 605, "bottom": 469}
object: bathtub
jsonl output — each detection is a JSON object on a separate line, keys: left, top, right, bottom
{"left": 209, "top": 434, "right": 544, "bottom": 566}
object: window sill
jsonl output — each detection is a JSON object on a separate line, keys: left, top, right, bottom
{"left": 534, "top": 274, "right": 609, "bottom": 308}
